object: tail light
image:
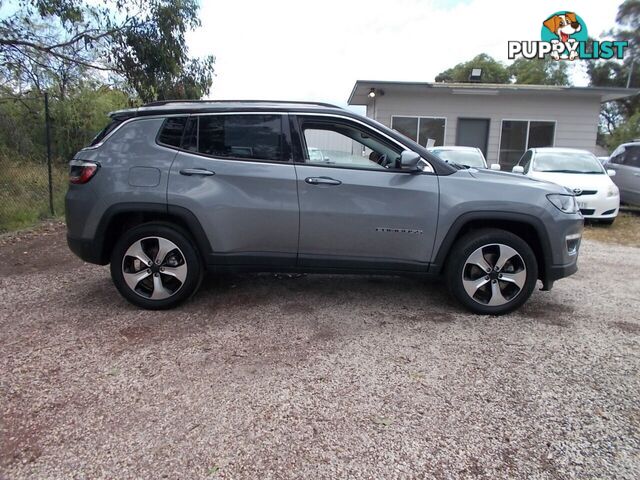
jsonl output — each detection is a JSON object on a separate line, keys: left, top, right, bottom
{"left": 69, "top": 160, "right": 99, "bottom": 184}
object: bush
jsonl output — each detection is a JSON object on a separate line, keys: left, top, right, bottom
{"left": 0, "top": 87, "right": 130, "bottom": 232}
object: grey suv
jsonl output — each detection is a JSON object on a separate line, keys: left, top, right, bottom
{"left": 66, "top": 100, "right": 583, "bottom": 314}
{"left": 606, "top": 141, "right": 640, "bottom": 206}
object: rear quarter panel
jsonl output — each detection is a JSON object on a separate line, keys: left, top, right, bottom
{"left": 66, "top": 117, "right": 176, "bottom": 239}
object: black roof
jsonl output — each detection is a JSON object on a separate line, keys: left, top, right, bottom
{"left": 110, "top": 99, "right": 344, "bottom": 119}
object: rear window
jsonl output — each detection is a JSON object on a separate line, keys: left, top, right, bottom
{"left": 158, "top": 117, "right": 188, "bottom": 148}
{"left": 196, "top": 114, "right": 284, "bottom": 161}
{"left": 89, "top": 118, "right": 123, "bottom": 146}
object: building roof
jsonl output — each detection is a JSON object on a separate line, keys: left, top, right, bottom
{"left": 348, "top": 80, "right": 639, "bottom": 105}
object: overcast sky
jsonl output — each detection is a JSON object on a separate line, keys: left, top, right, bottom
{"left": 187, "top": 0, "right": 622, "bottom": 107}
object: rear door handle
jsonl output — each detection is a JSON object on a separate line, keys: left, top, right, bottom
{"left": 305, "top": 176, "right": 342, "bottom": 186}
{"left": 180, "top": 168, "right": 215, "bottom": 176}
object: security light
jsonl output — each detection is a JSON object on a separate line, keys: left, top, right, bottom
{"left": 469, "top": 68, "right": 483, "bottom": 82}
{"left": 368, "top": 88, "right": 376, "bottom": 98}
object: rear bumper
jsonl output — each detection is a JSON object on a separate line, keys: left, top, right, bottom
{"left": 67, "top": 235, "right": 106, "bottom": 265}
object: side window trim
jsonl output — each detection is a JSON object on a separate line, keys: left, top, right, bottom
{"left": 288, "top": 114, "right": 306, "bottom": 162}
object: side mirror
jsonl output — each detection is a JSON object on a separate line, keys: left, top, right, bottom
{"left": 512, "top": 166, "right": 525, "bottom": 174}
{"left": 607, "top": 169, "right": 616, "bottom": 177}
{"left": 490, "top": 164, "right": 501, "bottom": 171}
{"left": 400, "top": 150, "right": 421, "bottom": 170}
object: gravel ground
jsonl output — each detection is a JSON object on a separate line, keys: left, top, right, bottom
{"left": 1, "top": 222, "right": 639, "bottom": 479}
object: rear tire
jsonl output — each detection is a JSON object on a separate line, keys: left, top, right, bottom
{"left": 110, "top": 223, "right": 203, "bottom": 310}
{"left": 445, "top": 228, "right": 538, "bottom": 315}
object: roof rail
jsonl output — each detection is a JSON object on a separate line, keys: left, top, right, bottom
{"left": 142, "top": 99, "right": 342, "bottom": 108}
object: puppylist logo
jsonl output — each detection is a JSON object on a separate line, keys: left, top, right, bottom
{"left": 508, "top": 11, "right": 628, "bottom": 61}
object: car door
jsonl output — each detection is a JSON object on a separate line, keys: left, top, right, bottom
{"left": 609, "top": 145, "right": 640, "bottom": 205}
{"left": 290, "top": 114, "right": 439, "bottom": 272}
{"left": 168, "top": 113, "right": 299, "bottom": 266}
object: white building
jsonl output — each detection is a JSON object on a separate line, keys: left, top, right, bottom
{"left": 348, "top": 81, "right": 638, "bottom": 167}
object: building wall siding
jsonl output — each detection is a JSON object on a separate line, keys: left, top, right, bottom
{"left": 369, "top": 91, "right": 601, "bottom": 163}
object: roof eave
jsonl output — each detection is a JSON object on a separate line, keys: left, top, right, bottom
{"left": 348, "top": 80, "right": 640, "bottom": 105}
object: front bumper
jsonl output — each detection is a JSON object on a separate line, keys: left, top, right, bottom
{"left": 576, "top": 192, "right": 620, "bottom": 218}
{"left": 541, "top": 218, "right": 582, "bottom": 290}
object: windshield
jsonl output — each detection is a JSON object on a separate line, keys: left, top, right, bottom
{"left": 429, "top": 149, "right": 486, "bottom": 168}
{"left": 533, "top": 152, "right": 604, "bottom": 174}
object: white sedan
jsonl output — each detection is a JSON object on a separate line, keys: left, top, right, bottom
{"left": 512, "top": 148, "right": 620, "bottom": 224}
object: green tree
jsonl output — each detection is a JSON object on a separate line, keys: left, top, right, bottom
{"left": 508, "top": 57, "right": 570, "bottom": 85}
{"left": 585, "top": 1, "right": 640, "bottom": 147}
{"left": 606, "top": 111, "right": 640, "bottom": 148}
{"left": 0, "top": 0, "right": 215, "bottom": 101}
{"left": 435, "top": 54, "right": 510, "bottom": 83}
{"left": 109, "top": 0, "right": 215, "bottom": 102}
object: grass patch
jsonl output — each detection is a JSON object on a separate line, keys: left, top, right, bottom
{"left": 0, "top": 155, "right": 67, "bottom": 233}
{"left": 583, "top": 210, "right": 640, "bottom": 247}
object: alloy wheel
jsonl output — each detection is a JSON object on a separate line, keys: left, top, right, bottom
{"left": 461, "top": 243, "right": 527, "bottom": 306}
{"left": 121, "top": 236, "right": 187, "bottom": 300}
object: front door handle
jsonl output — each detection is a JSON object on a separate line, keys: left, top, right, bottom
{"left": 305, "top": 176, "right": 342, "bottom": 186}
{"left": 180, "top": 168, "right": 215, "bottom": 176}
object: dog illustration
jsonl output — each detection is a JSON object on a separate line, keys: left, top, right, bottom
{"left": 543, "top": 12, "right": 582, "bottom": 60}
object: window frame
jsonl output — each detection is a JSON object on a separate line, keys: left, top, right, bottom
{"left": 390, "top": 115, "right": 447, "bottom": 147}
{"left": 155, "top": 116, "right": 189, "bottom": 149}
{"left": 294, "top": 114, "right": 417, "bottom": 174}
{"left": 498, "top": 119, "right": 556, "bottom": 166}
{"left": 170, "top": 111, "right": 292, "bottom": 164}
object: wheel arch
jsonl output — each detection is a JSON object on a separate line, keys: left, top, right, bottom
{"left": 93, "top": 203, "right": 212, "bottom": 265}
{"left": 431, "top": 211, "right": 552, "bottom": 281}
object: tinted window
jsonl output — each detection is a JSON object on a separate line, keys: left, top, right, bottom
{"left": 391, "top": 117, "right": 418, "bottom": 142}
{"left": 519, "top": 150, "right": 533, "bottom": 172}
{"left": 198, "top": 114, "right": 284, "bottom": 161}
{"left": 624, "top": 146, "right": 640, "bottom": 168}
{"left": 418, "top": 118, "right": 445, "bottom": 147}
{"left": 528, "top": 121, "right": 555, "bottom": 148}
{"left": 158, "top": 117, "right": 188, "bottom": 148}
{"left": 499, "top": 120, "right": 528, "bottom": 167}
{"left": 499, "top": 120, "right": 555, "bottom": 168}
{"left": 89, "top": 118, "right": 123, "bottom": 146}
{"left": 391, "top": 116, "right": 445, "bottom": 147}
{"left": 182, "top": 117, "right": 198, "bottom": 152}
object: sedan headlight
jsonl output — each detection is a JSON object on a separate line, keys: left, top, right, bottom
{"left": 607, "top": 184, "right": 619, "bottom": 197}
{"left": 547, "top": 194, "right": 579, "bottom": 214}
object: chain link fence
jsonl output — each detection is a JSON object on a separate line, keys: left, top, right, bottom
{"left": 0, "top": 94, "right": 72, "bottom": 233}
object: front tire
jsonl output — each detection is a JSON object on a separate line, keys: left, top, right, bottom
{"left": 110, "top": 223, "right": 203, "bottom": 309}
{"left": 446, "top": 229, "right": 538, "bottom": 315}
